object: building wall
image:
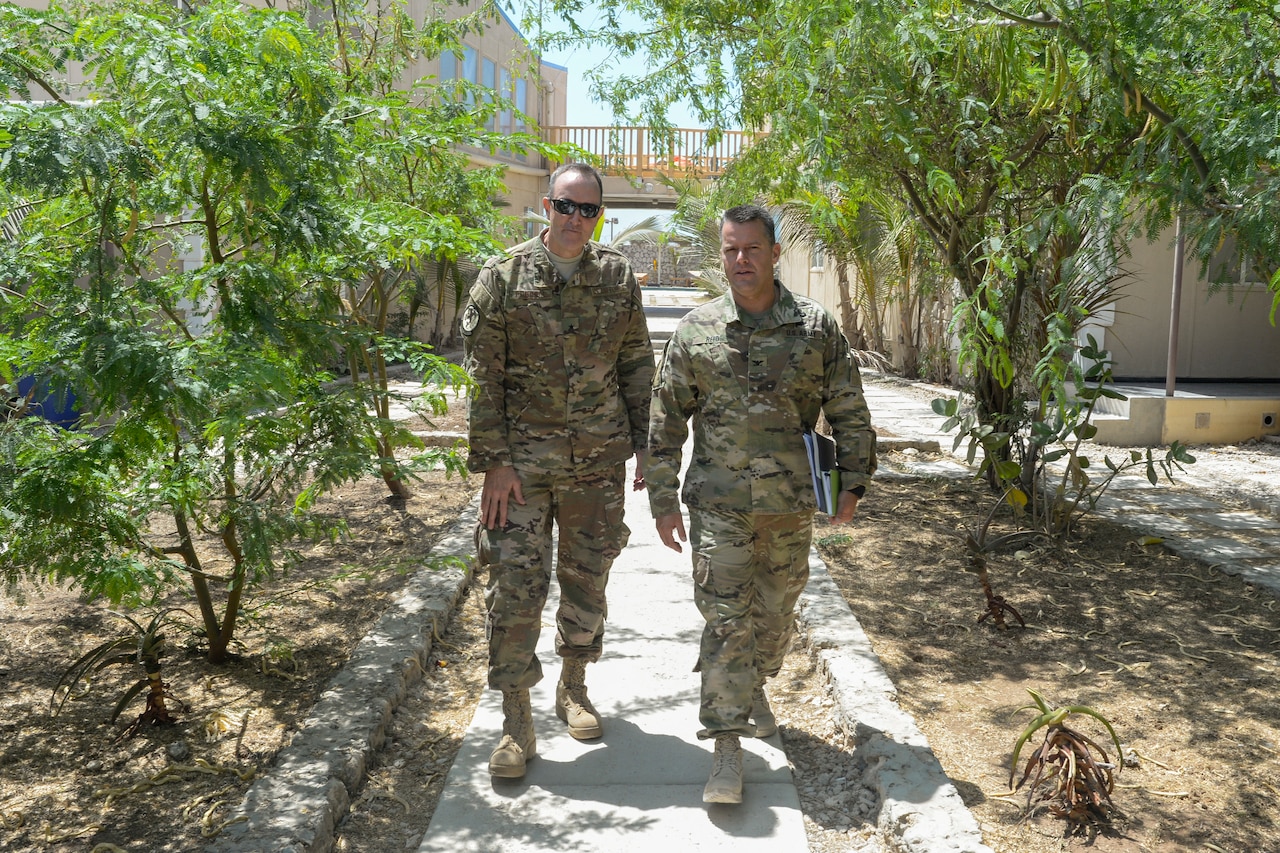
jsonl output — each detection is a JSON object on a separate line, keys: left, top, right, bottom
{"left": 615, "top": 241, "right": 697, "bottom": 287}
{"left": 1108, "top": 229, "right": 1280, "bottom": 381}
{"left": 781, "top": 219, "right": 1280, "bottom": 385}
{"left": 403, "top": 0, "right": 564, "bottom": 233}
{"left": 777, "top": 244, "right": 840, "bottom": 315}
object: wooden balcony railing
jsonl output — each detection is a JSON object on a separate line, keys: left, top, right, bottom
{"left": 543, "top": 127, "right": 761, "bottom": 179}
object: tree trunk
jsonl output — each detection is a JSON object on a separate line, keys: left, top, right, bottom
{"left": 835, "top": 259, "right": 867, "bottom": 349}
{"left": 431, "top": 260, "right": 448, "bottom": 349}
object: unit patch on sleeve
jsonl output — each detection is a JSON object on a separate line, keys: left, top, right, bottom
{"left": 460, "top": 303, "right": 481, "bottom": 336}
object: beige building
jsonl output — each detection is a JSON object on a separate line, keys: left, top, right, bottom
{"left": 1106, "top": 232, "right": 1280, "bottom": 381}
{"left": 403, "top": 0, "right": 567, "bottom": 236}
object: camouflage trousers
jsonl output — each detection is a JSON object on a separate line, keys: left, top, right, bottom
{"left": 476, "top": 463, "right": 629, "bottom": 692}
{"left": 688, "top": 508, "right": 814, "bottom": 738}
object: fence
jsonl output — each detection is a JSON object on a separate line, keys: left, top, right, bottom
{"left": 543, "top": 126, "right": 761, "bottom": 179}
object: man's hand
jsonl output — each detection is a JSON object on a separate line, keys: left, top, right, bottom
{"left": 632, "top": 450, "right": 647, "bottom": 490}
{"left": 655, "top": 511, "right": 687, "bottom": 553}
{"left": 832, "top": 490, "right": 860, "bottom": 525}
{"left": 481, "top": 466, "right": 524, "bottom": 530}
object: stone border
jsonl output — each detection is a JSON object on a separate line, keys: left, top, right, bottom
{"left": 210, "top": 494, "right": 481, "bottom": 853}
{"left": 797, "top": 554, "right": 995, "bottom": 853}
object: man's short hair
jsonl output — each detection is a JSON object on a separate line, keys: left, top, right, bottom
{"left": 721, "top": 204, "right": 776, "bottom": 245}
{"left": 548, "top": 163, "right": 604, "bottom": 201}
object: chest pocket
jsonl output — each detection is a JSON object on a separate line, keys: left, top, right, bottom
{"left": 780, "top": 328, "right": 826, "bottom": 390}
{"left": 507, "top": 292, "right": 561, "bottom": 362}
{"left": 566, "top": 284, "right": 631, "bottom": 355}
{"left": 746, "top": 328, "right": 825, "bottom": 418}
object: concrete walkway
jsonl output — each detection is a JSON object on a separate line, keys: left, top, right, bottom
{"left": 417, "top": 479, "right": 811, "bottom": 852}
{"left": 214, "top": 374, "right": 1280, "bottom": 853}
{"left": 414, "top": 381, "right": 994, "bottom": 853}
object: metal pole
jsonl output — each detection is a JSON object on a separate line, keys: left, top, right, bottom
{"left": 1165, "top": 212, "right": 1185, "bottom": 397}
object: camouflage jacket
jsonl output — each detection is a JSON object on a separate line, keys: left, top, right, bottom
{"left": 647, "top": 281, "right": 876, "bottom": 517}
{"left": 462, "top": 234, "right": 654, "bottom": 475}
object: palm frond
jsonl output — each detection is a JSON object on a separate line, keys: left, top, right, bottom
{"left": 609, "top": 215, "right": 665, "bottom": 247}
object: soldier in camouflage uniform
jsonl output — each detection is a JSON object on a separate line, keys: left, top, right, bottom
{"left": 462, "top": 163, "right": 654, "bottom": 779}
{"left": 647, "top": 203, "right": 876, "bottom": 804}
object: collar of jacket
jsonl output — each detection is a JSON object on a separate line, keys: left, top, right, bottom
{"left": 719, "top": 279, "right": 803, "bottom": 327}
{"left": 528, "top": 233, "right": 604, "bottom": 283}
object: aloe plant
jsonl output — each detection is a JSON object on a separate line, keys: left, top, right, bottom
{"left": 51, "top": 609, "right": 188, "bottom": 738}
{"left": 962, "top": 485, "right": 1034, "bottom": 629}
{"left": 1010, "top": 688, "right": 1122, "bottom": 823}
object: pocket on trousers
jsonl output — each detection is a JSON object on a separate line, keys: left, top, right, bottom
{"left": 692, "top": 552, "right": 712, "bottom": 588}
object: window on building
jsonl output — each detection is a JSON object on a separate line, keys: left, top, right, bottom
{"left": 515, "top": 78, "right": 528, "bottom": 131}
{"left": 462, "top": 47, "right": 477, "bottom": 106}
{"left": 811, "top": 244, "right": 826, "bottom": 270}
{"left": 482, "top": 58, "right": 496, "bottom": 131}
{"left": 1208, "top": 234, "right": 1263, "bottom": 289}
{"left": 499, "top": 68, "right": 513, "bottom": 135}
{"left": 440, "top": 51, "right": 456, "bottom": 81}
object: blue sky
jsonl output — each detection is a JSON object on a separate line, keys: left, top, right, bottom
{"left": 501, "top": 2, "right": 702, "bottom": 128}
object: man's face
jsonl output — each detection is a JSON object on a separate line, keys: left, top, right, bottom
{"left": 542, "top": 171, "right": 603, "bottom": 257}
{"left": 720, "top": 218, "right": 780, "bottom": 296}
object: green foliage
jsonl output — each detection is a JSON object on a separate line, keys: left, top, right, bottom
{"left": 524, "top": 0, "right": 1280, "bottom": 435}
{"left": 0, "top": 0, "right": 518, "bottom": 664}
{"left": 1010, "top": 688, "right": 1122, "bottom": 823}
{"left": 1011, "top": 689, "right": 1121, "bottom": 782}
{"left": 815, "top": 532, "right": 854, "bottom": 549}
{"left": 931, "top": 333, "right": 1196, "bottom": 538}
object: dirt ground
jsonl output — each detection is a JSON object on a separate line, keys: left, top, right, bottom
{"left": 3, "top": 396, "right": 1279, "bottom": 852}
{"left": 820, "top": 464, "right": 1280, "bottom": 853}
{"left": 0, "top": 396, "right": 481, "bottom": 853}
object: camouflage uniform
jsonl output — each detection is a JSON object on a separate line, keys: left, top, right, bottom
{"left": 647, "top": 280, "right": 876, "bottom": 738}
{"left": 463, "top": 234, "right": 654, "bottom": 692}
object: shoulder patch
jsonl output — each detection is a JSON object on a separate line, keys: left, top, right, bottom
{"left": 461, "top": 303, "right": 481, "bottom": 336}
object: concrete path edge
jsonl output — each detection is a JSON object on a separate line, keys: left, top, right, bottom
{"left": 798, "top": 552, "right": 994, "bottom": 853}
{"left": 209, "top": 494, "right": 482, "bottom": 853}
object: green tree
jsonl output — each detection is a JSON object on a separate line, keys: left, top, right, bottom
{"left": 777, "top": 186, "right": 878, "bottom": 354}
{"left": 528, "top": 0, "right": 1280, "bottom": 431}
{"left": 313, "top": 0, "right": 564, "bottom": 498}
{"left": 0, "top": 0, "right": 535, "bottom": 661}
{"left": 976, "top": 2, "right": 1280, "bottom": 309}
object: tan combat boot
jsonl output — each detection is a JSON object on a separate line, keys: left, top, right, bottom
{"left": 488, "top": 688, "right": 536, "bottom": 778}
{"left": 555, "top": 657, "right": 603, "bottom": 740}
{"left": 751, "top": 684, "right": 777, "bottom": 738}
{"left": 703, "top": 733, "right": 743, "bottom": 804}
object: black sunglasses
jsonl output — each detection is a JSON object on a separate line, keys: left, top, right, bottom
{"left": 549, "top": 198, "right": 603, "bottom": 219}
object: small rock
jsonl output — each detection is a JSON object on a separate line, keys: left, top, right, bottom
{"left": 167, "top": 741, "right": 190, "bottom": 761}
{"left": 84, "top": 759, "right": 103, "bottom": 772}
